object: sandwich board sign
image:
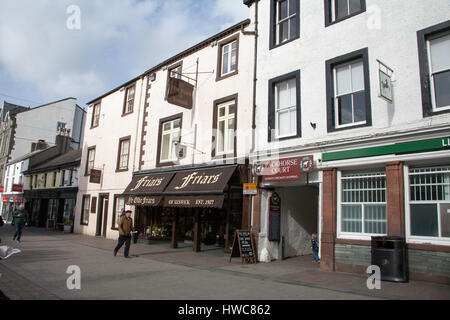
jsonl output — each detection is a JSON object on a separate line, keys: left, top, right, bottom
{"left": 229, "top": 230, "right": 257, "bottom": 264}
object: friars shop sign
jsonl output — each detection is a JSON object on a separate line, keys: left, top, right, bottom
{"left": 253, "top": 156, "right": 314, "bottom": 182}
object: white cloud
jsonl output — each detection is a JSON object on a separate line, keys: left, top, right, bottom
{"left": 0, "top": 0, "right": 249, "bottom": 107}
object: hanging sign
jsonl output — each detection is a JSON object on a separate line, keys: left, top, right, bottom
{"left": 12, "top": 184, "right": 23, "bottom": 192}
{"left": 253, "top": 156, "right": 314, "bottom": 182}
{"left": 377, "top": 59, "right": 394, "bottom": 103}
{"left": 90, "top": 169, "right": 102, "bottom": 184}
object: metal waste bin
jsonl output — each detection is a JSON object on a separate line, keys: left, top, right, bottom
{"left": 371, "top": 236, "right": 408, "bottom": 282}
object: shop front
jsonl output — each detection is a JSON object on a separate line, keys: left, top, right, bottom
{"left": 123, "top": 164, "right": 249, "bottom": 253}
{"left": 1, "top": 195, "right": 23, "bottom": 222}
{"left": 320, "top": 135, "right": 450, "bottom": 284}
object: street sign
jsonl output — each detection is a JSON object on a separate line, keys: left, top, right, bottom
{"left": 243, "top": 183, "right": 257, "bottom": 195}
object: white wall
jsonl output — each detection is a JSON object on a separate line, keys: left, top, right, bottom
{"left": 253, "top": 0, "right": 450, "bottom": 155}
{"left": 12, "top": 98, "right": 83, "bottom": 159}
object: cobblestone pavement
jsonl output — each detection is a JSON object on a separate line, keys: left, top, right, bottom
{"left": 0, "top": 226, "right": 449, "bottom": 300}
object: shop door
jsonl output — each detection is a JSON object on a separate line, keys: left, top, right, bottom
{"left": 96, "top": 195, "right": 109, "bottom": 237}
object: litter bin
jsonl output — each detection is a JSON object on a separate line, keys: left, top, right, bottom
{"left": 371, "top": 236, "right": 408, "bottom": 282}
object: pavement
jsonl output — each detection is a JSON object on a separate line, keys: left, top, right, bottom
{"left": 0, "top": 225, "right": 449, "bottom": 300}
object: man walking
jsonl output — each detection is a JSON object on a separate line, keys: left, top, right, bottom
{"left": 12, "top": 205, "right": 28, "bottom": 243}
{"left": 113, "top": 210, "right": 134, "bottom": 258}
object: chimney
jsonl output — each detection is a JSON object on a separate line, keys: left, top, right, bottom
{"left": 55, "top": 129, "right": 72, "bottom": 154}
{"left": 31, "top": 140, "right": 47, "bottom": 152}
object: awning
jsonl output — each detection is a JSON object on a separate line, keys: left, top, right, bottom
{"left": 123, "top": 172, "right": 174, "bottom": 206}
{"left": 163, "top": 195, "right": 224, "bottom": 208}
{"left": 164, "top": 165, "right": 237, "bottom": 194}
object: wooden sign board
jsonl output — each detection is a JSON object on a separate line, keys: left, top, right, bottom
{"left": 229, "top": 230, "right": 257, "bottom": 264}
{"left": 90, "top": 169, "right": 102, "bottom": 184}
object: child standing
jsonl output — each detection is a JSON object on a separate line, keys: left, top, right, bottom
{"left": 311, "top": 233, "right": 320, "bottom": 263}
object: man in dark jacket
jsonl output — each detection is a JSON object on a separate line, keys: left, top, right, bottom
{"left": 13, "top": 205, "right": 28, "bottom": 243}
{"left": 113, "top": 210, "right": 135, "bottom": 258}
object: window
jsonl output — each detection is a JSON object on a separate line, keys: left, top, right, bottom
{"left": 213, "top": 96, "right": 237, "bottom": 158}
{"left": 158, "top": 116, "right": 182, "bottom": 165}
{"left": 85, "top": 147, "right": 96, "bottom": 175}
{"left": 338, "top": 170, "right": 387, "bottom": 238}
{"left": 57, "top": 122, "right": 66, "bottom": 132}
{"left": 123, "top": 86, "right": 135, "bottom": 115}
{"left": 326, "top": 48, "right": 371, "bottom": 132}
{"left": 80, "top": 195, "right": 90, "bottom": 225}
{"left": 117, "top": 137, "right": 131, "bottom": 171}
{"left": 270, "top": 0, "right": 299, "bottom": 49}
{"left": 52, "top": 172, "right": 57, "bottom": 187}
{"left": 68, "top": 169, "right": 73, "bottom": 186}
{"left": 91, "top": 103, "right": 101, "bottom": 128}
{"left": 407, "top": 166, "right": 450, "bottom": 242}
{"left": 60, "top": 170, "right": 65, "bottom": 187}
{"left": 112, "top": 196, "right": 125, "bottom": 230}
{"left": 170, "top": 65, "right": 182, "bottom": 79}
{"left": 217, "top": 35, "right": 239, "bottom": 80}
{"left": 33, "top": 175, "right": 37, "bottom": 188}
{"left": 43, "top": 174, "right": 47, "bottom": 188}
{"left": 325, "top": 0, "right": 366, "bottom": 26}
{"left": 268, "top": 70, "right": 301, "bottom": 141}
{"left": 165, "top": 62, "right": 183, "bottom": 100}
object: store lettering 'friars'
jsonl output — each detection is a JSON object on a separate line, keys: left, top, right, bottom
{"left": 175, "top": 172, "right": 222, "bottom": 190}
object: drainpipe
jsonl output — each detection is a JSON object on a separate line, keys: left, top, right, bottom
{"left": 250, "top": 0, "right": 258, "bottom": 154}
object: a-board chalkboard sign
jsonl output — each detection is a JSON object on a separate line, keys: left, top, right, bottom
{"left": 229, "top": 230, "right": 257, "bottom": 264}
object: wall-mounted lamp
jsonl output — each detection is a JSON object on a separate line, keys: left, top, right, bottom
{"left": 310, "top": 122, "right": 317, "bottom": 129}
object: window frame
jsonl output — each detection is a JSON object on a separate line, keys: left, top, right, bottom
{"left": 156, "top": 113, "right": 183, "bottom": 168}
{"left": 80, "top": 194, "right": 90, "bottom": 226}
{"left": 404, "top": 164, "right": 450, "bottom": 246}
{"left": 268, "top": 70, "right": 301, "bottom": 142}
{"left": 116, "top": 136, "right": 131, "bottom": 172}
{"left": 326, "top": 48, "right": 372, "bottom": 132}
{"left": 216, "top": 34, "right": 240, "bottom": 81}
{"left": 122, "top": 84, "right": 136, "bottom": 116}
{"left": 165, "top": 61, "right": 183, "bottom": 100}
{"left": 85, "top": 146, "right": 96, "bottom": 176}
{"left": 324, "top": 0, "right": 366, "bottom": 27}
{"left": 269, "top": 0, "right": 300, "bottom": 50}
{"left": 417, "top": 21, "right": 450, "bottom": 117}
{"left": 337, "top": 169, "right": 388, "bottom": 240}
{"left": 91, "top": 102, "right": 101, "bottom": 129}
{"left": 112, "top": 194, "right": 126, "bottom": 230}
{"left": 212, "top": 94, "right": 238, "bottom": 159}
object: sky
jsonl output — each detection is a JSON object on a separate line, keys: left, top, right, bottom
{"left": 0, "top": 0, "right": 249, "bottom": 109}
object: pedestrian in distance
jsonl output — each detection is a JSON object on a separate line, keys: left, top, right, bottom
{"left": 113, "top": 210, "right": 136, "bottom": 259}
{"left": 0, "top": 215, "right": 4, "bottom": 243}
{"left": 311, "top": 233, "right": 320, "bottom": 263}
{"left": 12, "top": 205, "right": 29, "bottom": 243}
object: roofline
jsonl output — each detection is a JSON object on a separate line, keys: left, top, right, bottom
{"left": 87, "top": 19, "right": 251, "bottom": 105}
{"left": 29, "top": 97, "right": 77, "bottom": 111}
{"left": 24, "top": 159, "right": 81, "bottom": 175}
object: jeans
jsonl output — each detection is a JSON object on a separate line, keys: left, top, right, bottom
{"left": 14, "top": 223, "right": 25, "bottom": 241}
{"left": 114, "top": 236, "right": 131, "bottom": 257}
{"left": 313, "top": 248, "right": 320, "bottom": 262}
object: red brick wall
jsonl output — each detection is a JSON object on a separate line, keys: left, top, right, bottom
{"left": 321, "top": 168, "right": 337, "bottom": 271}
{"left": 385, "top": 161, "right": 405, "bottom": 236}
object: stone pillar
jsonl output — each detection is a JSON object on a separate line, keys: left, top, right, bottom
{"left": 321, "top": 168, "right": 337, "bottom": 272}
{"left": 386, "top": 161, "right": 405, "bottom": 237}
{"left": 170, "top": 211, "right": 178, "bottom": 249}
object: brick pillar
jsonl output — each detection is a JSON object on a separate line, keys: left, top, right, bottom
{"left": 321, "top": 168, "right": 337, "bottom": 272}
{"left": 386, "top": 161, "right": 405, "bottom": 237}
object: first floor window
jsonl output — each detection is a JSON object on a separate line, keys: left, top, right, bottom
{"left": 113, "top": 196, "right": 125, "bottom": 229}
{"left": 428, "top": 32, "right": 450, "bottom": 110}
{"left": 273, "top": 0, "right": 298, "bottom": 46}
{"left": 408, "top": 166, "right": 450, "bottom": 239}
{"left": 275, "top": 77, "right": 297, "bottom": 138}
{"left": 339, "top": 170, "right": 387, "bottom": 236}
{"left": 160, "top": 118, "right": 181, "bottom": 163}
{"left": 86, "top": 147, "right": 95, "bottom": 175}
{"left": 334, "top": 59, "right": 366, "bottom": 127}
{"left": 216, "top": 100, "right": 236, "bottom": 155}
{"left": 81, "top": 195, "right": 90, "bottom": 225}
{"left": 118, "top": 138, "right": 130, "bottom": 170}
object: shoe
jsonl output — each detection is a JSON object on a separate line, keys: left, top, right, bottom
{"left": 124, "top": 256, "right": 132, "bottom": 259}
{"left": 113, "top": 251, "right": 117, "bottom": 257}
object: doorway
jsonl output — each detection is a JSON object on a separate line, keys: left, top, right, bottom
{"left": 96, "top": 194, "right": 109, "bottom": 237}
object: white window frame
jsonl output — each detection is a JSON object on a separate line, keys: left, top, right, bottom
{"left": 426, "top": 32, "right": 450, "bottom": 112}
{"left": 275, "top": 0, "right": 297, "bottom": 45}
{"left": 274, "top": 78, "right": 297, "bottom": 139}
{"left": 81, "top": 196, "right": 90, "bottom": 225}
{"left": 216, "top": 100, "right": 236, "bottom": 155}
{"left": 160, "top": 119, "right": 181, "bottom": 163}
{"left": 125, "top": 86, "right": 135, "bottom": 114}
{"left": 331, "top": 0, "right": 361, "bottom": 22}
{"left": 221, "top": 40, "right": 237, "bottom": 76}
{"left": 404, "top": 164, "right": 450, "bottom": 246}
{"left": 92, "top": 103, "right": 101, "bottom": 127}
{"left": 119, "top": 139, "right": 130, "bottom": 170}
{"left": 337, "top": 170, "right": 388, "bottom": 240}
{"left": 87, "top": 148, "right": 95, "bottom": 175}
{"left": 333, "top": 59, "right": 366, "bottom": 129}
{"left": 114, "top": 196, "right": 125, "bottom": 229}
